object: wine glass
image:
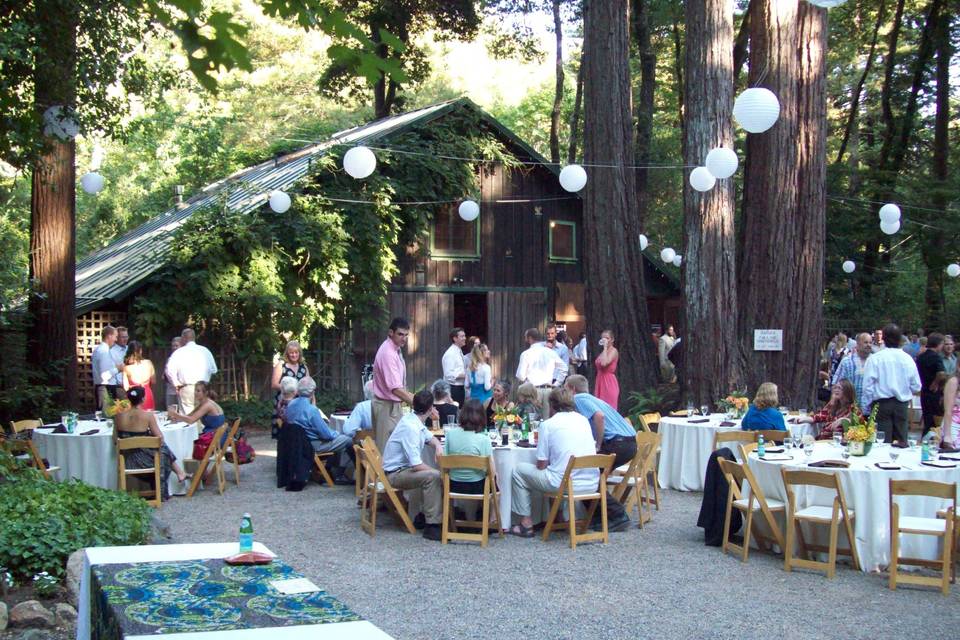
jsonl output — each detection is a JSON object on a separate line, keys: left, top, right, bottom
{"left": 889, "top": 448, "right": 900, "bottom": 464}
{"left": 908, "top": 438, "right": 918, "bottom": 450}
{"left": 803, "top": 442, "right": 814, "bottom": 463}
{"left": 832, "top": 433, "right": 842, "bottom": 449}
{"left": 876, "top": 431, "right": 886, "bottom": 446}
{"left": 94, "top": 410, "right": 102, "bottom": 423}
{"left": 686, "top": 402, "right": 696, "bottom": 416}
{"left": 841, "top": 448, "right": 851, "bottom": 461}
{"left": 784, "top": 436, "right": 794, "bottom": 451}
{"left": 700, "top": 405, "right": 710, "bottom": 419}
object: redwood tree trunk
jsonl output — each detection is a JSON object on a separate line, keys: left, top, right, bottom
{"left": 583, "top": 0, "right": 656, "bottom": 406}
{"left": 549, "top": 0, "right": 564, "bottom": 164}
{"left": 683, "top": 0, "right": 742, "bottom": 407}
{"left": 566, "top": 57, "right": 584, "bottom": 163}
{"left": 633, "top": 0, "right": 656, "bottom": 216}
{"left": 737, "top": 0, "right": 826, "bottom": 407}
{"left": 28, "top": 0, "right": 78, "bottom": 407}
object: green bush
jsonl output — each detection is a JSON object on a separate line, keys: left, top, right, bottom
{"left": 218, "top": 396, "right": 273, "bottom": 429}
{"left": 314, "top": 388, "right": 352, "bottom": 415}
{"left": 0, "top": 452, "right": 153, "bottom": 581}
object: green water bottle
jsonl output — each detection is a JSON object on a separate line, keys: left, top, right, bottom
{"left": 521, "top": 416, "right": 529, "bottom": 441}
{"left": 757, "top": 433, "right": 766, "bottom": 458}
{"left": 239, "top": 513, "right": 253, "bottom": 553}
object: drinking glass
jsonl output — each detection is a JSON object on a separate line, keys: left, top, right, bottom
{"left": 803, "top": 443, "right": 814, "bottom": 462}
{"left": 686, "top": 402, "right": 696, "bottom": 416}
{"left": 798, "top": 407, "right": 809, "bottom": 420}
{"left": 447, "top": 414, "right": 456, "bottom": 426}
{"left": 778, "top": 406, "right": 788, "bottom": 416}
{"left": 700, "top": 405, "right": 710, "bottom": 419}
{"left": 489, "top": 428, "right": 500, "bottom": 446}
{"left": 889, "top": 448, "right": 900, "bottom": 464}
{"left": 784, "top": 436, "right": 794, "bottom": 451}
{"left": 94, "top": 410, "right": 102, "bottom": 423}
{"left": 841, "top": 448, "right": 850, "bottom": 461}
{"left": 908, "top": 438, "right": 918, "bottom": 449}
{"left": 832, "top": 433, "right": 842, "bottom": 449}
{"left": 876, "top": 431, "right": 886, "bottom": 445}
{"left": 528, "top": 413, "right": 538, "bottom": 427}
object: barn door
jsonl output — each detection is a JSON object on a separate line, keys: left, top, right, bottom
{"left": 487, "top": 290, "right": 547, "bottom": 384}
{"left": 389, "top": 291, "right": 453, "bottom": 392}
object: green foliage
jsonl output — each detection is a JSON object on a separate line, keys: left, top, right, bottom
{"left": 314, "top": 388, "right": 352, "bottom": 415}
{"left": 0, "top": 313, "right": 62, "bottom": 425}
{"left": 218, "top": 396, "right": 274, "bottom": 429}
{"left": 626, "top": 386, "right": 676, "bottom": 421}
{"left": 0, "top": 457, "right": 153, "bottom": 581}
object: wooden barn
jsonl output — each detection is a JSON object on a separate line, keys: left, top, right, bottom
{"left": 73, "top": 98, "right": 681, "bottom": 407}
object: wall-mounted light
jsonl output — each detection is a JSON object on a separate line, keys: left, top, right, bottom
{"left": 534, "top": 206, "right": 543, "bottom": 217}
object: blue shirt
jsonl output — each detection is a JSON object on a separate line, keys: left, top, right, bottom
{"left": 740, "top": 406, "right": 786, "bottom": 431}
{"left": 382, "top": 413, "right": 431, "bottom": 472}
{"left": 832, "top": 352, "right": 869, "bottom": 409}
{"left": 285, "top": 397, "right": 338, "bottom": 442}
{"left": 342, "top": 400, "right": 372, "bottom": 438}
{"left": 573, "top": 393, "right": 634, "bottom": 440}
{"left": 91, "top": 342, "right": 119, "bottom": 385}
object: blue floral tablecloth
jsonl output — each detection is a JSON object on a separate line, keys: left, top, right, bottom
{"left": 91, "top": 558, "right": 360, "bottom": 638}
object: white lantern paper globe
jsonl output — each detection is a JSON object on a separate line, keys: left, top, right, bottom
{"left": 43, "top": 105, "right": 79, "bottom": 140}
{"left": 268, "top": 190, "right": 291, "bottom": 213}
{"left": 689, "top": 167, "right": 716, "bottom": 192}
{"left": 559, "top": 164, "right": 587, "bottom": 192}
{"left": 947, "top": 264, "right": 960, "bottom": 278}
{"left": 878, "top": 203, "right": 901, "bottom": 223}
{"left": 842, "top": 260, "right": 855, "bottom": 274}
{"left": 880, "top": 219, "right": 900, "bottom": 235}
{"left": 638, "top": 234, "right": 649, "bottom": 251}
{"left": 705, "top": 147, "right": 739, "bottom": 179}
{"left": 458, "top": 200, "right": 479, "bottom": 222}
{"left": 672, "top": 255, "right": 682, "bottom": 267}
{"left": 660, "top": 247, "right": 676, "bottom": 264}
{"left": 733, "top": 88, "right": 781, "bottom": 133}
{"left": 79, "top": 172, "right": 104, "bottom": 194}
{"left": 343, "top": 146, "right": 377, "bottom": 179}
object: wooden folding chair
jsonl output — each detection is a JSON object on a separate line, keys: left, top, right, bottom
{"left": 714, "top": 430, "right": 756, "bottom": 453}
{"left": 756, "top": 429, "right": 788, "bottom": 445}
{"left": 220, "top": 419, "right": 242, "bottom": 486}
{"left": 717, "top": 457, "right": 786, "bottom": 562}
{"left": 606, "top": 438, "right": 655, "bottom": 528}
{"left": 313, "top": 451, "right": 336, "bottom": 487}
{"left": 9, "top": 419, "right": 42, "bottom": 435}
{"left": 781, "top": 468, "right": 860, "bottom": 578}
{"left": 740, "top": 442, "right": 758, "bottom": 458}
{"left": 3, "top": 438, "right": 60, "bottom": 480}
{"left": 117, "top": 436, "right": 162, "bottom": 507}
{"left": 639, "top": 412, "right": 661, "bottom": 433}
{"left": 889, "top": 479, "right": 956, "bottom": 595}
{"left": 353, "top": 429, "right": 374, "bottom": 497}
{"left": 937, "top": 507, "right": 960, "bottom": 583}
{"left": 358, "top": 438, "right": 416, "bottom": 537}
{"left": 542, "top": 454, "right": 615, "bottom": 549}
{"left": 185, "top": 423, "right": 227, "bottom": 497}
{"left": 635, "top": 431, "right": 662, "bottom": 511}
{"left": 439, "top": 455, "right": 503, "bottom": 547}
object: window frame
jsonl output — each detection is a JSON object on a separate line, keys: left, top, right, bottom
{"left": 548, "top": 219, "right": 577, "bottom": 264}
{"left": 430, "top": 206, "right": 481, "bottom": 260}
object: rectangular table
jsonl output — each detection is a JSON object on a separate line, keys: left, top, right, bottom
{"left": 78, "top": 543, "right": 393, "bottom": 640}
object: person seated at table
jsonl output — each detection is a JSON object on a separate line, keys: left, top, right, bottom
{"left": 342, "top": 380, "right": 373, "bottom": 439}
{"left": 797, "top": 379, "right": 859, "bottom": 441}
{"left": 382, "top": 389, "right": 445, "bottom": 541}
{"left": 285, "top": 377, "right": 352, "bottom": 482}
{"left": 114, "top": 387, "right": 187, "bottom": 498}
{"left": 741, "top": 382, "right": 787, "bottom": 431}
{"left": 167, "top": 381, "right": 226, "bottom": 437}
{"left": 427, "top": 379, "right": 459, "bottom": 429}
{"left": 514, "top": 383, "right": 542, "bottom": 423}
{"left": 444, "top": 399, "right": 496, "bottom": 495}
{"left": 509, "top": 388, "right": 599, "bottom": 538}
{"left": 486, "top": 380, "right": 514, "bottom": 427}
{"left": 274, "top": 376, "right": 298, "bottom": 430}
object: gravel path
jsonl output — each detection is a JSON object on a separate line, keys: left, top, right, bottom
{"left": 160, "top": 432, "right": 959, "bottom": 640}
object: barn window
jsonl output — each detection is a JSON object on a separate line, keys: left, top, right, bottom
{"left": 549, "top": 220, "right": 576, "bottom": 263}
{"left": 431, "top": 205, "right": 479, "bottom": 258}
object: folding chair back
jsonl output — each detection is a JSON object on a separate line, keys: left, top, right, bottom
{"left": 542, "top": 453, "right": 615, "bottom": 548}
{"left": 889, "top": 479, "right": 956, "bottom": 594}
{"left": 714, "top": 430, "right": 756, "bottom": 451}
{"left": 716, "top": 457, "right": 785, "bottom": 562}
{"left": 608, "top": 439, "right": 656, "bottom": 528}
{"left": 359, "top": 438, "right": 415, "bottom": 536}
{"left": 186, "top": 423, "right": 228, "bottom": 497}
{"left": 9, "top": 419, "right": 42, "bottom": 435}
{"left": 439, "top": 455, "right": 503, "bottom": 547}
{"left": 636, "top": 430, "right": 662, "bottom": 510}
{"left": 117, "top": 436, "right": 162, "bottom": 507}
{"left": 756, "top": 429, "right": 788, "bottom": 445}
{"left": 222, "top": 418, "right": 242, "bottom": 486}
{"left": 638, "top": 412, "right": 661, "bottom": 433}
{"left": 3, "top": 438, "right": 59, "bottom": 479}
{"left": 352, "top": 429, "right": 374, "bottom": 497}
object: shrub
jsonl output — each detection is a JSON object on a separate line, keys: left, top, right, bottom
{"left": 314, "top": 388, "right": 352, "bottom": 415}
{"left": 218, "top": 396, "right": 273, "bottom": 429}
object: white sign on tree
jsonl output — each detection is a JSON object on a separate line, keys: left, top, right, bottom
{"left": 754, "top": 329, "right": 783, "bottom": 352}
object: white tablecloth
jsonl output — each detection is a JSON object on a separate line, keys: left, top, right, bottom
{"left": 34, "top": 419, "right": 197, "bottom": 496}
{"left": 77, "top": 543, "right": 393, "bottom": 640}
{"left": 747, "top": 442, "right": 960, "bottom": 572}
{"left": 657, "top": 415, "right": 741, "bottom": 491}
{"left": 328, "top": 414, "right": 349, "bottom": 434}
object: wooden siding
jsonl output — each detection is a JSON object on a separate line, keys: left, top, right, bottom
{"left": 487, "top": 290, "right": 548, "bottom": 383}
{"left": 389, "top": 291, "right": 452, "bottom": 392}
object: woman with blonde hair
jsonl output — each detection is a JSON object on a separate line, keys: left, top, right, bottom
{"left": 741, "top": 382, "right": 787, "bottom": 431}
{"left": 467, "top": 342, "right": 493, "bottom": 403}
{"left": 271, "top": 340, "right": 310, "bottom": 437}
{"left": 514, "top": 382, "right": 542, "bottom": 422}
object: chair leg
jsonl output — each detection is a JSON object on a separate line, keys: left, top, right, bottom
{"left": 480, "top": 492, "right": 490, "bottom": 548}
{"left": 232, "top": 447, "right": 240, "bottom": 486}
{"left": 941, "top": 529, "right": 951, "bottom": 595}
{"left": 441, "top": 483, "right": 451, "bottom": 545}
{"left": 542, "top": 495, "right": 563, "bottom": 542}
{"left": 784, "top": 515, "right": 795, "bottom": 573}
{"left": 843, "top": 513, "right": 861, "bottom": 571}
{"left": 827, "top": 518, "right": 840, "bottom": 579}
{"left": 650, "top": 470, "right": 661, "bottom": 510}
{"left": 742, "top": 508, "right": 754, "bottom": 563}
{"left": 567, "top": 493, "right": 577, "bottom": 549}
{"left": 600, "top": 492, "right": 609, "bottom": 544}
{"left": 889, "top": 527, "right": 899, "bottom": 590}
{"left": 721, "top": 495, "right": 734, "bottom": 557}
{"left": 314, "top": 455, "right": 335, "bottom": 487}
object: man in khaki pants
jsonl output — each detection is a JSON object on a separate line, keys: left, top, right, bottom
{"left": 381, "top": 389, "right": 444, "bottom": 541}
{"left": 372, "top": 317, "right": 414, "bottom": 451}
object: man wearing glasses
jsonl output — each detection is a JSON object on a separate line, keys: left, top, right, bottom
{"left": 372, "top": 317, "right": 415, "bottom": 451}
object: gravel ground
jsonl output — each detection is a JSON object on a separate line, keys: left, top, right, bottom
{"left": 159, "top": 433, "right": 960, "bottom": 640}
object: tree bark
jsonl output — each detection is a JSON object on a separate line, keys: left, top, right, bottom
{"left": 633, "top": 0, "right": 656, "bottom": 217}
{"left": 549, "top": 0, "right": 564, "bottom": 164}
{"left": 737, "top": 0, "right": 826, "bottom": 407}
{"left": 28, "top": 0, "right": 78, "bottom": 407}
{"left": 566, "top": 57, "right": 584, "bottom": 163}
{"left": 733, "top": 5, "right": 751, "bottom": 84}
{"left": 683, "top": 0, "right": 741, "bottom": 407}
{"left": 671, "top": 14, "right": 684, "bottom": 131}
{"left": 583, "top": 0, "right": 657, "bottom": 405}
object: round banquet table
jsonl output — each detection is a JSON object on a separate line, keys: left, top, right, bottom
{"left": 328, "top": 413, "right": 349, "bottom": 433}
{"left": 746, "top": 441, "right": 960, "bottom": 572}
{"left": 33, "top": 419, "right": 198, "bottom": 497}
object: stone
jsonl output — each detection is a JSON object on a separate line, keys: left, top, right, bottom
{"left": 0, "top": 601, "right": 7, "bottom": 631}
{"left": 54, "top": 603, "right": 76, "bottom": 628}
{"left": 15, "top": 629, "right": 51, "bottom": 640}
{"left": 149, "top": 513, "right": 173, "bottom": 544}
{"left": 66, "top": 549, "right": 85, "bottom": 608}
{"left": 9, "top": 600, "right": 54, "bottom": 628}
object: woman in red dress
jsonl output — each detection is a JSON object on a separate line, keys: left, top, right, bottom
{"left": 594, "top": 329, "right": 620, "bottom": 410}
{"left": 122, "top": 340, "right": 155, "bottom": 410}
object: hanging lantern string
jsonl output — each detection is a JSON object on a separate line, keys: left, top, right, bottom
{"left": 827, "top": 195, "right": 958, "bottom": 216}
{"left": 319, "top": 194, "right": 579, "bottom": 205}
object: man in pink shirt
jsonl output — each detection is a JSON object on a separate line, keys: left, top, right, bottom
{"left": 372, "top": 317, "right": 415, "bottom": 450}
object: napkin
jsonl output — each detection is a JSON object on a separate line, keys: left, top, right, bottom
{"left": 688, "top": 418, "right": 710, "bottom": 424}
{"left": 764, "top": 446, "right": 785, "bottom": 453}
{"left": 921, "top": 460, "right": 957, "bottom": 468}
{"left": 758, "top": 453, "right": 792, "bottom": 461}
{"left": 516, "top": 440, "right": 535, "bottom": 448}
{"left": 808, "top": 459, "right": 850, "bottom": 468}
{"left": 49, "top": 425, "right": 67, "bottom": 434}
{"left": 80, "top": 429, "right": 100, "bottom": 436}
{"left": 719, "top": 421, "right": 737, "bottom": 427}
{"left": 270, "top": 578, "right": 320, "bottom": 595}
{"left": 875, "top": 462, "right": 901, "bottom": 470}
{"left": 940, "top": 455, "right": 960, "bottom": 461}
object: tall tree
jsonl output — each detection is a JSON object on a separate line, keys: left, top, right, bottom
{"left": 549, "top": 0, "right": 564, "bottom": 164}
{"left": 682, "top": 0, "right": 741, "bottom": 406}
{"left": 632, "top": 0, "right": 656, "bottom": 215}
{"left": 737, "top": 0, "right": 827, "bottom": 406}
{"left": 583, "top": 0, "right": 657, "bottom": 404}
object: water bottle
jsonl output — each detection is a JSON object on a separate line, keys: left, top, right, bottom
{"left": 239, "top": 513, "right": 253, "bottom": 553}
{"left": 521, "top": 416, "right": 529, "bottom": 441}
{"left": 921, "top": 432, "right": 936, "bottom": 462}
{"left": 757, "top": 433, "right": 766, "bottom": 458}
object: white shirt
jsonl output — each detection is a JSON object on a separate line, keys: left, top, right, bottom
{"left": 658, "top": 335, "right": 676, "bottom": 365}
{"left": 91, "top": 342, "right": 120, "bottom": 385}
{"left": 516, "top": 343, "right": 563, "bottom": 387}
{"left": 382, "top": 412, "right": 430, "bottom": 472}
{"left": 164, "top": 341, "right": 218, "bottom": 386}
{"left": 573, "top": 337, "right": 587, "bottom": 362}
{"left": 536, "top": 411, "right": 599, "bottom": 491}
{"left": 442, "top": 343, "right": 466, "bottom": 385}
{"left": 861, "top": 347, "right": 921, "bottom": 409}
{"left": 342, "top": 400, "right": 372, "bottom": 438}
{"left": 110, "top": 343, "right": 128, "bottom": 385}
{"left": 466, "top": 363, "right": 492, "bottom": 395}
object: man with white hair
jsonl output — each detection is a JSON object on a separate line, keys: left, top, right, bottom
{"left": 343, "top": 381, "right": 374, "bottom": 439}
{"left": 164, "top": 327, "right": 218, "bottom": 414}
{"left": 285, "top": 377, "right": 352, "bottom": 483}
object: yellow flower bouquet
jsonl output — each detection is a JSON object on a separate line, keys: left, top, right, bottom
{"left": 840, "top": 405, "right": 878, "bottom": 455}
{"left": 103, "top": 397, "right": 131, "bottom": 417}
{"left": 717, "top": 393, "right": 749, "bottom": 418}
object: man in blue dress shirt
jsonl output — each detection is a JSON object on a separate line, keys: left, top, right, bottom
{"left": 285, "top": 378, "right": 352, "bottom": 481}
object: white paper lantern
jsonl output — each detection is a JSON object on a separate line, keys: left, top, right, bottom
{"left": 268, "top": 190, "right": 291, "bottom": 213}
{"left": 343, "top": 146, "right": 377, "bottom": 179}
{"left": 705, "top": 147, "right": 739, "bottom": 179}
{"left": 79, "top": 172, "right": 104, "bottom": 194}
{"left": 947, "top": 264, "right": 960, "bottom": 278}
{"left": 733, "top": 88, "right": 781, "bottom": 133}
{"left": 807, "top": 0, "right": 848, "bottom": 7}
{"left": 842, "top": 260, "right": 855, "bottom": 274}
{"left": 638, "top": 233, "right": 649, "bottom": 251}
{"left": 559, "top": 164, "right": 587, "bottom": 192}
{"left": 660, "top": 247, "right": 676, "bottom": 264}
{"left": 42, "top": 105, "right": 79, "bottom": 140}
{"left": 458, "top": 199, "right": 479, "bottom": 222}
{"left": 672, "top": 255, "right": 682, "bottom": 267}
{"left": 880, "top": 219, "right": 900, "bottom": 235}
{"left": 689, "top": 166, "right": 716, "bottom": 192}
{"left": 878, "top": 203, "right": 901, "bottom": 223}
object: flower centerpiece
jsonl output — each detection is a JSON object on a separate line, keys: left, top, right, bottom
{"left": 103, "top": 397, "right": 131, "bottom": 418}
{"left": 840, "top": 405, "right": 877, "bottom": 456}
{"left": 493, "top": 404, "right": 522, "bottom": 439}
{"left": 717, "top": 392, "right": 749, "bottom": 419}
